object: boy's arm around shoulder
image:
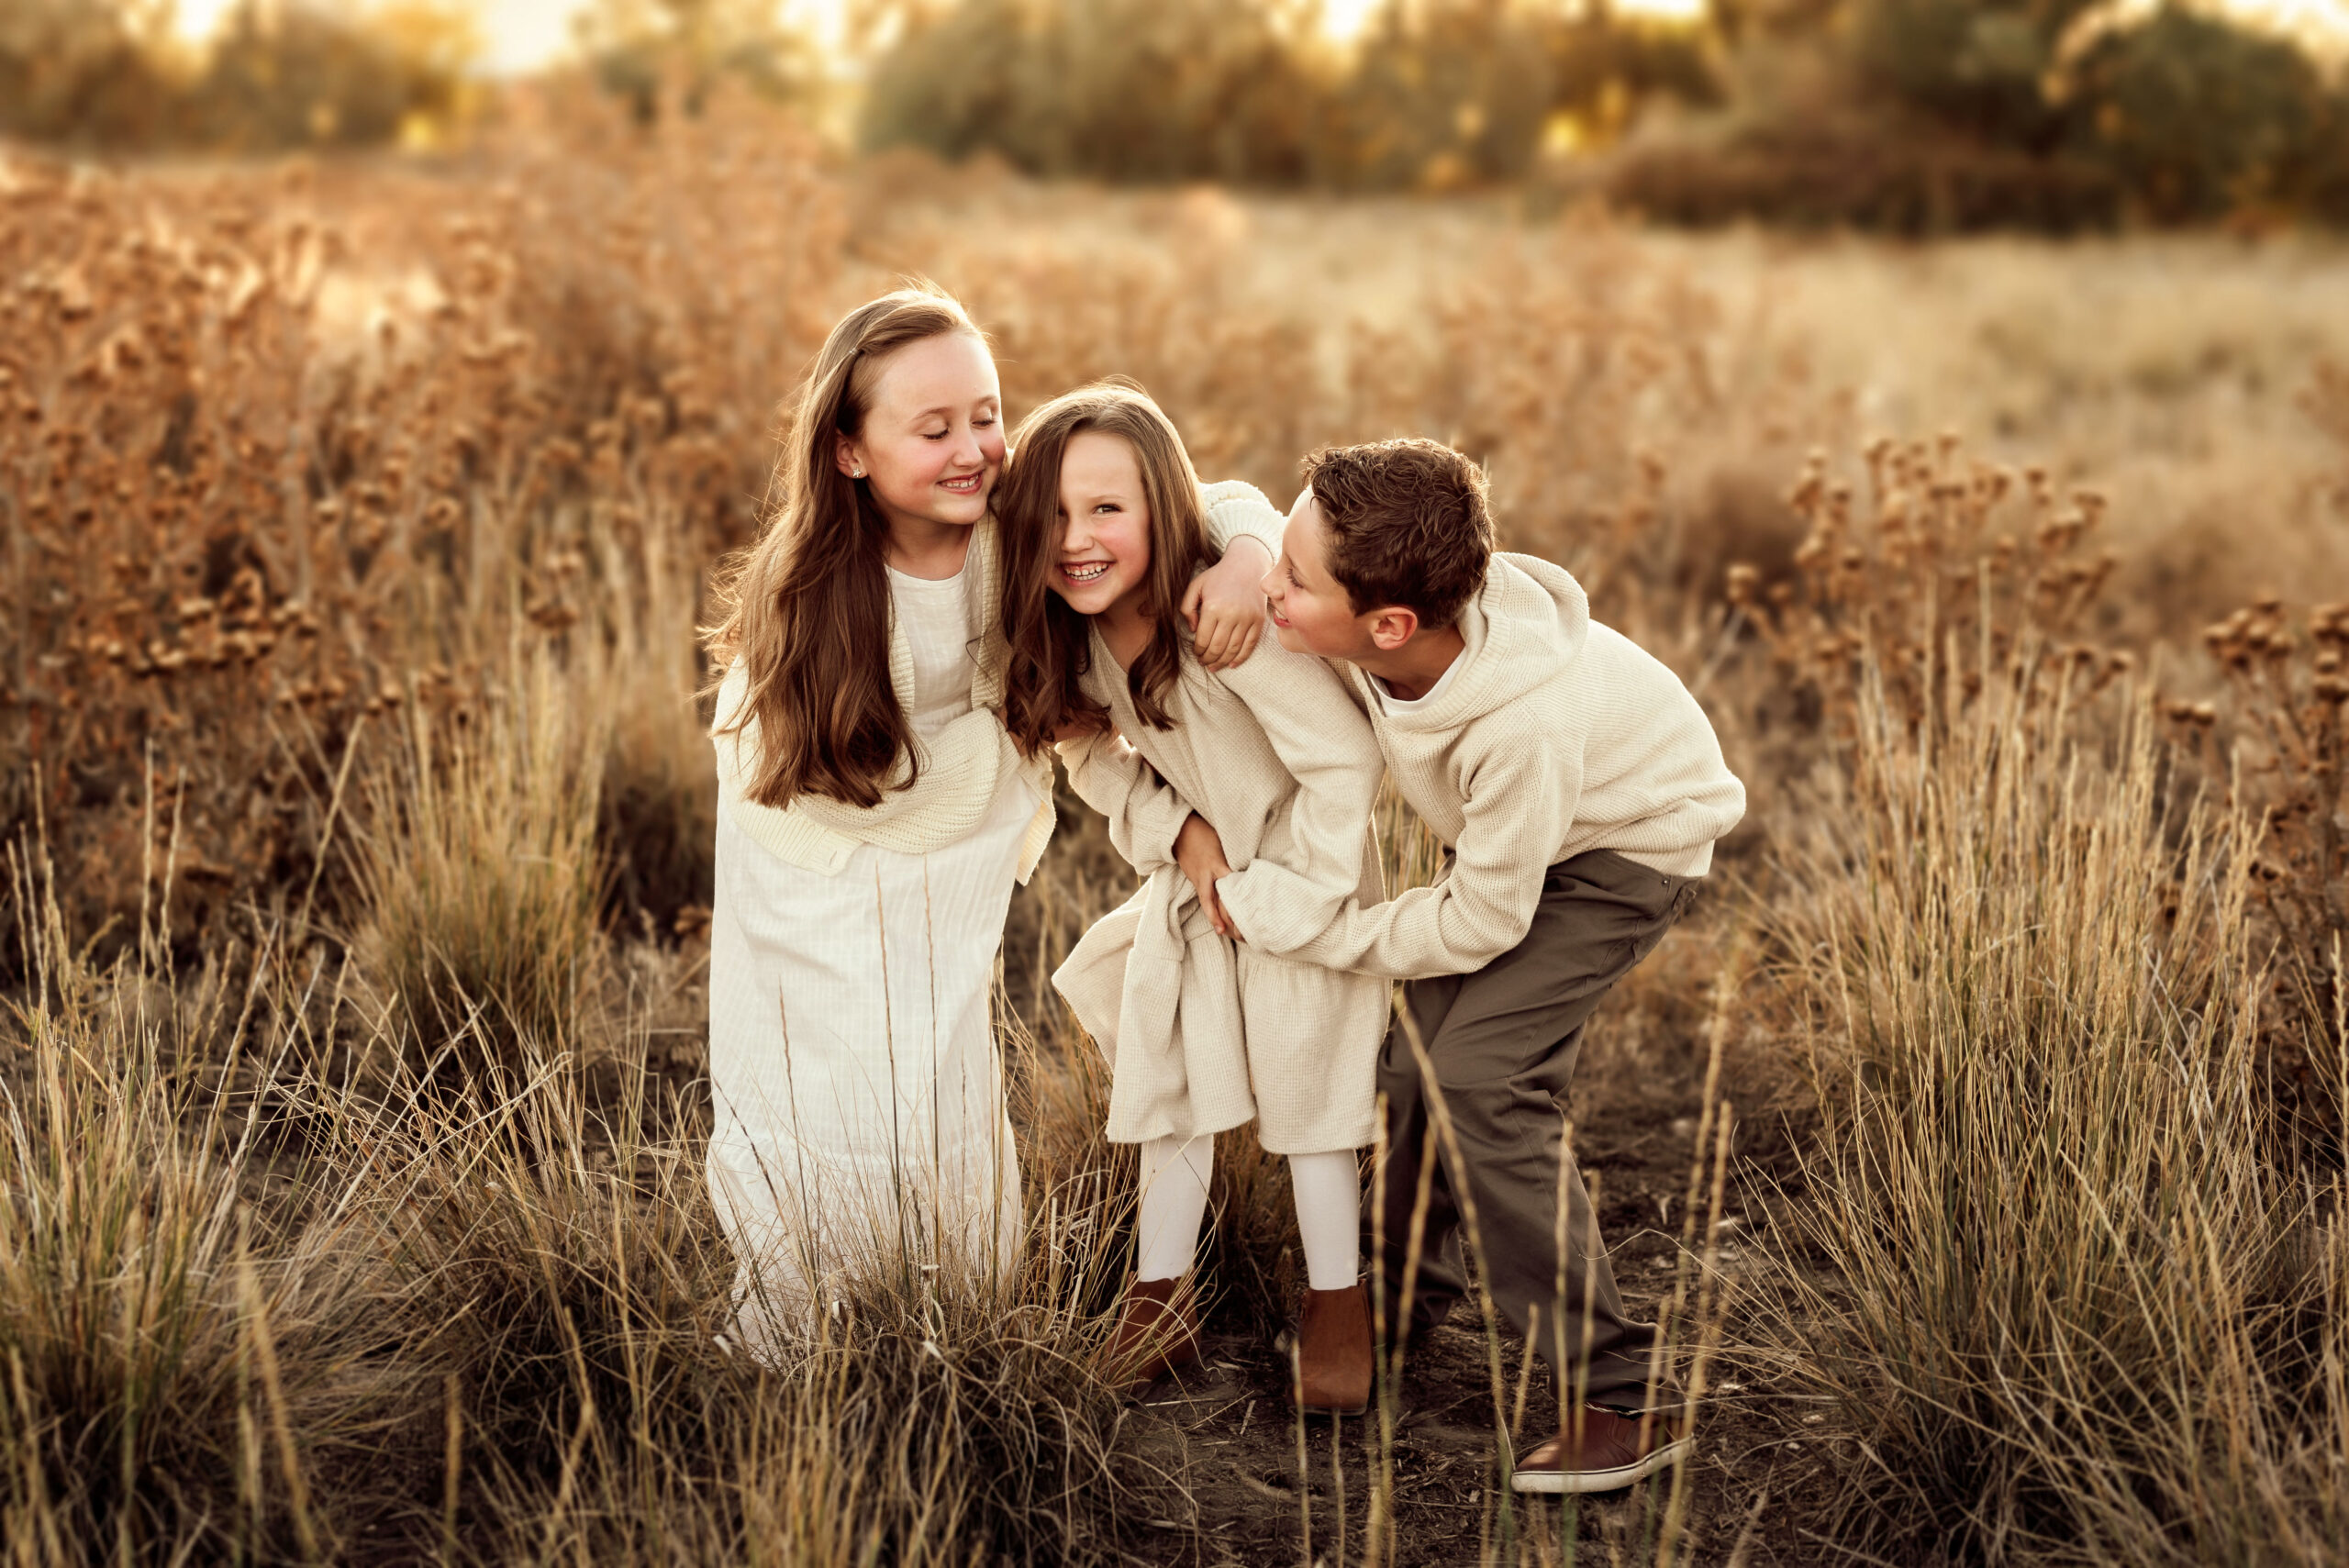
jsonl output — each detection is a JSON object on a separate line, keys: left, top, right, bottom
{"left": 1222, "top": 728, "right": 1577, "bottom": 981}
{"left": 1198, "top": 480, "right": 1285, "bottom": 560}
{"left": 1208, "top": 633, "right": 1386, "bottom": 940}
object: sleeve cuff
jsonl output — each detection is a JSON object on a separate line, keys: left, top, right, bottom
{"left": 1199, "top": 479, "right": 1285, "bottom": 558}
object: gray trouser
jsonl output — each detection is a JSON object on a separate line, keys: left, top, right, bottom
{"left": 1371, "top": 849, "right": 1698, "bottom": 1407}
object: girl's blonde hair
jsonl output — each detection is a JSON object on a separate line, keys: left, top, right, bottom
{"left": 997, "top": 381, "right": 1214, "bottom": 759}
{"left": 704, "top": 284, "right": 985, "bottom": 808}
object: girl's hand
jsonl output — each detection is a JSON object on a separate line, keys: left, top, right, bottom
{"left": 1174, "top": 812, "right": 1240, "bottom": 940}
{"left": 1181, "top": 537, "right": 1273, "bottom": 673}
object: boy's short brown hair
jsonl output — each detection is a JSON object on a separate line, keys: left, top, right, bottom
{"left": 1300, "top": 439, "right": 1493, "bottom": 628}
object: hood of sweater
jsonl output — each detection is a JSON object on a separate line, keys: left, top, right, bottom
{"left": 1365, "top": 552, "right": 1588, "bottom": 732}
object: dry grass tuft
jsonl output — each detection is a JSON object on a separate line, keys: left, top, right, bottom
{"left": 352, "top": 651, "right": 606, "bottom": 1080}
{"left": 1, "top": 822, "right": 1141, "bottom": 1565}
{"left": 1736, "top": 433, "right": 2349, "bottom": 1562}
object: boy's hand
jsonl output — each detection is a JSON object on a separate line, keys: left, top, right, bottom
{"left": 1182, "top": 536, "right": 1272, "bottom": 672}
{"left": 1174, "top": 812, "right": 1240, "bottom": 940}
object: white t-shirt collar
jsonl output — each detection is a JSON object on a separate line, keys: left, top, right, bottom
{"left": 1370, "top": 651, "right": 1463, "bottom": 716}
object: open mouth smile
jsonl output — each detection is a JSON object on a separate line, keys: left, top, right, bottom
{"left": 940, "top": 473, "right": 985, "bottom": 494}
{"left": 1060, "top": 562, "right": 1112, "bottom": 584}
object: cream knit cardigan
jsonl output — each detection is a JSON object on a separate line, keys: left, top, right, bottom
{"left": 712, "top": 490, "right": 1284, "bottom": 883}
{"left": 1219, "top": 551, "right": 1746, "bottom": 980}
{"left": 1052, "top": 510, "right": 1389, "bottom": 1151}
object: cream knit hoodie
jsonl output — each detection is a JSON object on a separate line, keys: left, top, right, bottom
{"left": 1218, "top": 551, "right": 1745, "bottom": 980}
{"left": 712, "top": 488, "right": 1284, "bottom": 883}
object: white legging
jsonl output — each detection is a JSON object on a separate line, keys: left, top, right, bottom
{"left": 1135, "top": 1135, "right": 1360, "bottom": 1291}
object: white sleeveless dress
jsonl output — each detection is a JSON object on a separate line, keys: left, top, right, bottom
{"left": 706, "top": 562, "right": 1035, "bottom": 1353}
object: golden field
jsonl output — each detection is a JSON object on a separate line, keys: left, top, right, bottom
{"left": 3, "top": 87, "right": 2347, "bottom": 1564}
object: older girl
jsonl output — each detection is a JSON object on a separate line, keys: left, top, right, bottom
{"left": 998, "top": 383, "right": 1389, "bottom": 1414}
{"left": 703, "top": 290, "right": 1276, "bottom": 1353}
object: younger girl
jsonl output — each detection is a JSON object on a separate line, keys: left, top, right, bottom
{"left": 999, "top": 383, "right": 1390, "bottom": 1414}
{"left": 702, "top": 290, "right": 1278, "bottom": 1355}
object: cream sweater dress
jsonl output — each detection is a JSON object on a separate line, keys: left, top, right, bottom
{"left": 1052, "top": 615, "right": 1390, "bottom": 1155}
{"left": 707, "top": 497, "right": 1282, "bottom": 1353}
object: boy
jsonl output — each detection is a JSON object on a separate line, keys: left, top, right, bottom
{"left": 1218, "top": 439, "right": 1745, "bottom": 1494}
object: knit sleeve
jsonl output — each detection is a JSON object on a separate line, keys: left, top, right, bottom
{"left": 1198, "top": 480, "right": 1285, "bottom": 562}
{"left": 1229, "top": 733, "right": 1575, "bottom": 980}
{"left": 1055, "top": 730, "right": 1194, "bottom": 875}
{"left": 1209, "top": 639, "right": 1386, "bottom": 948}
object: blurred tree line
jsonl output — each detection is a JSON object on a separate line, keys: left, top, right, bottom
{"left": 855, "top": 0, "right": 2349, "bottom": 225}
{"left": 575, "top": 0, "right": 827, "bottom": 123}
{"left": 1, "top": 0, "right": 476, "bottom": 150}
{"left": 1605, "top": 0, "right": 2349, "bottom": 227}
{"left": 857, "top": 0, "right": 1719, "bottom": 187}
{"left": 0, "top": 0, "right": 829, "bottom": 150}
{"left": 5, "top": 0, "right": 2347, "bottom": 228}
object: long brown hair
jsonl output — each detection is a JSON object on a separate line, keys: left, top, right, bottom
{"left": 704, "top": 284, "right": 985, "bottom": 808}
{"left": 998, "top": 382, "right": 1214, "bottom": 760}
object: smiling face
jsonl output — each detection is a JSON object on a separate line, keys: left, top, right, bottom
{"left": 1264, "top": 489, "right": 1381, "bottom": 659}
{"left": 1049, "top": 429, "right": 1154, "bottom": 619}
{"left": 836, "top": 330, "right": 1005, "bottom": 532}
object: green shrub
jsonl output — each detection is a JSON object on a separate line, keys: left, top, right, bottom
{"left": 1850, "top": 0, "right": 2091, "bottom": 149}
{"left": 1604, "top": 105, "right": 2124, "bottom": 232}
{"left": 183, "top": 0, "right": 473, "bottom": 150}
{"left": 2064, "top": 2, "right": 2332, "bottom": 222}
{"left": 0, "top": 0, "right": 181, "bottom": 147}
{"left": 1328, "top": 1, "right": 1557, "bottom": 188}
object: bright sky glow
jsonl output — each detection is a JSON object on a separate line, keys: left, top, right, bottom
{"left": 2233, "top": 0, "right": 2349, "bottom": 49}
{"left": 170, "top": 0, "right": 2349, "bottom": 75}
{"left": 173, "top": 0, "right": 586, "bottom": 72}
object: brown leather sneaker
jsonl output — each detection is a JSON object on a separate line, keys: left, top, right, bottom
{"left": 1101, "top": 1276, "right": 1201, "bottom": 1393}
{"left": 1509, "top": 1405, "right": 1695, "bottom": 1494}
{"left": 1289, "top": 1283, "right": 1373, "bottom": 1417}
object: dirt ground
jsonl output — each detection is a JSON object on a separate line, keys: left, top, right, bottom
{"left": 1104, "top": 1170, "right": 1824, "bottom": 1565}
{"left": 1087, "top": 916, "right": 1840, "bottom": 1568}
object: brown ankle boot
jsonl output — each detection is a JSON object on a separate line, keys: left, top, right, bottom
{"left": 1290, "top": 1282, "right": 1372, "bottom": 1417}
{"left": 1102, "top": 1276, "right": 1201, "bottom": 1392}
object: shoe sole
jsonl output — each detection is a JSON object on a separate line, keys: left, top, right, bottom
{"left": 1509, "top": 1435, "right": 1695, "bottom": 1495}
